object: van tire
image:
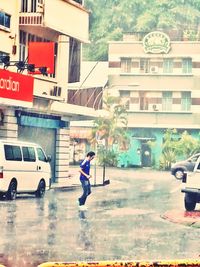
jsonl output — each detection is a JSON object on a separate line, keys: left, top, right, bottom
{"left": 184, "top": 193, "right": 196, "bottom": 211}
{"left": 6, "top": 181, "right": 17, "bottom": 200}
{"left": 36, "top": 180, "right": 46, "bottom": 198}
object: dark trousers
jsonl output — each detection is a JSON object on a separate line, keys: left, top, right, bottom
{"left": 79, "top": 180, "right": 91, "bottom": 206}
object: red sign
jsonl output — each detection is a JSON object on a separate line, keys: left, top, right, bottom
{"left": 28, "top": 42, "right": 55, "bottom": 74}
{"left": 0, "top": 69, "right": 34, "bottom": 102}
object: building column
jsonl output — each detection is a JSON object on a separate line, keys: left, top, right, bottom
{"left": 55, "top": 128, "right": 70, "bottom": 182}
{"left": 0, "top": 108, "right": 18, "bottom": 139}
{"left": 56, "top": 35, "right": 70, "bottom": 101}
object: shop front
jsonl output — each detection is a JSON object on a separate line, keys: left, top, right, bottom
{"left": 69, "top": 127, "right": 93, "bottom": 164}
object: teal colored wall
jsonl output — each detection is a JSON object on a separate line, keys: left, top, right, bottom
{"left": 117, "top": 128, "right": 200, "bottom": 169}
{"left": 123, "top": 128, "right": 164, "bottom": 169}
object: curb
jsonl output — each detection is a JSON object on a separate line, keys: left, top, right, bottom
{"left": 50, "top": 184, "right": 80, "bottom": 191}
{"left": 161, "top": 210, "right": 200, "bottom": 228}
{"left": 38, "top": 259, "right": 200, "bottom": 267}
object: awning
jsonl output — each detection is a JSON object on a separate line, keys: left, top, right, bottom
{"left": 70, "top": 128, "right": 92, "bottom": 139}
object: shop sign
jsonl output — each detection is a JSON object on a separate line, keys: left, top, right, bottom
{"left": 0, "top": 68, "right": 34, "bottom": 103}
{"left": 70, "top": 128, "right": 92, "bottom": 139}
{"left": 28, "top": 42, "right": 55, "bottom": 74}
{"left": 143, "top": 31, "right": 171, "bottom": 54}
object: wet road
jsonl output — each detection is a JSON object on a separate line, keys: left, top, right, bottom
{"left": 0, "top": 167, "right": 200, "bottom": 267}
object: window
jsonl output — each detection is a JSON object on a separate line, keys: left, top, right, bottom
{"left": 19, "top": 31, "right": 27, "bottom": 61}
{"left": 139, "top": 91, "right": 149, "bottom": 110}
{"left": 121, "top": 58, "right": 132, "bottom": 73}
{"left": 181, "top": 91, "right": 191, "bottom": 111}
{"left": 22, "top": 147, "right": 36, "bottom": 162}
{"left": 68, "top": 38, "right": 81, "bottom": 83}
{"left": 162, "top": 91, "right": 172, "bottom": 111}
{"left": 182, "top": 58, "right": 192, "bottom": 73}
{"left": 4, "top": 145, "right": 22, "bottom": 161}
{"left": 163, "top": 58, "right": 173, "bottom": 73}
{"left": 0, "top": 12, "right": 11, "bottom": 28}
{"left": 140, "top": 59, "right": 149, "bottom": 73}
{"left": 119, "top": 90, "right": 130, "bottom": 97}
{"left": 19, "top": 30, "right": 57, "bottom": 78}
{"left": 21, "top": 0, "right": 37, "bottom": 12}
{"left": 37, "top": 148, "right": 46, "bottom": 162}
{"left": 119, "top": 90, "right": 130, "bottom": 110}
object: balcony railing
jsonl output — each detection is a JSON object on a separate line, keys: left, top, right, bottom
{"left": 19, "top": 13, "right": 43, "bottom": 26}
{"left": 19, "top": 0, "right": 89, "bottom": 42}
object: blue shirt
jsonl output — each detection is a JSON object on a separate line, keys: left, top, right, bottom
{"left": 80, "top": 158, "right": 90, "bottom": 181}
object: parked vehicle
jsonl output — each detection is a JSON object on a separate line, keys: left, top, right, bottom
{"left": 171, "top": 153, "right": 200, "bottom": 180}
{"left": 0, "top": 139, "right": 51, "bottom": 200}
{"left": 181, "top": 154, "right": 200, "bottom": 211}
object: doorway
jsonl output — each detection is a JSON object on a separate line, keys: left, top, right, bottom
{"left": 141, "top": 143, "right": 151, "bottom": 167}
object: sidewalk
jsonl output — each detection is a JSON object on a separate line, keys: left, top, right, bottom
{"left": 50, "top": 164, "right": 111, "bottom": 190}
{"left": 50, "top": 166, "right": 80, "bottom": 190}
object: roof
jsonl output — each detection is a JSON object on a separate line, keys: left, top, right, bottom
{"left": 69, "top": 61, "right": 108, "bottom": 89}
{"left": 0, "top": 139, "right": 40, "bottom": 146}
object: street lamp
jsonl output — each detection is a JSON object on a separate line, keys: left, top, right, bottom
{"left": 0, "top": 55, "right": 10, "bottom": 68}
{"left": 39, "top": 67, "right": 48, "bottom": 76}
{"left": 0, "top": 56, "right": 48, "bottom": 75}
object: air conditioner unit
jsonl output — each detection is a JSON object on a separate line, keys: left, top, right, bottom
{"left": 152, "top": 104, "right": 159, "bottom": 111}
{"left": 36, "top": 3, "right": 44, "bottom": 13}
{"left": 150, "top": 66, "right": 159, "bottom": 73}
{"left": 50, "top": 86, "right": 62, "bottom": 97}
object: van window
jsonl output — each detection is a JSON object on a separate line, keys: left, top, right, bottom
{"left": 36, "top": 147, "right": 46, "bottom": 162}
{"left": 4, "top": 145, "right": 22, "bottom": 161}
{"left": 22, "top": 146, "right": 36, "bottom": 162}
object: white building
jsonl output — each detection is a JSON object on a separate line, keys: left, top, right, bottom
{"left": 0, "top": 0, "right": 97, "bottom": 182}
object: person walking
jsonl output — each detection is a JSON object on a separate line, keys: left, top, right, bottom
{"left": 78, "top": 151, "right": 95, "bottom": 210}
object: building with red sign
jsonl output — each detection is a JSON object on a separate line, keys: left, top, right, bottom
{"left": 0, "top": 0, "right": 97, "bottom": 183}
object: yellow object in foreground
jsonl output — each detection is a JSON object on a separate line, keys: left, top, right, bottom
{"left": 38, "top": 260, "right": 200, "bottom": 267}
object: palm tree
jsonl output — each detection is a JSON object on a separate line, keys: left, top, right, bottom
{"left": 91, "top": 95, "right": 130, "bottom": 167}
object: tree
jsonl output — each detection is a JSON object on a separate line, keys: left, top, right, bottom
{"left": 158, "top": 129, "right": 200, "bottom": 170}
{"left": 84, "top": 0, "right": 200, "bottom": 60}
{"left": 176, "top": 130, "right": 200, "bottom": 158}
{"left": 159, "top": 129, "right": 178, "bottom": 170}
{"left": 91, "top": 94, "right": 130, "bottom": 167}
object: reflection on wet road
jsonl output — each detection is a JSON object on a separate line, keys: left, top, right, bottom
{"left": 0, "top": 168, "right": 199, "bottom": 267}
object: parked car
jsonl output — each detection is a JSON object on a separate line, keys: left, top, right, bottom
{"left": 181, "top": 154, "right": 200, "bottom": 211}
{"left": 0, "top": 139, "right": 51, "bottom": 200}
{"left": 171, "top": 153, "right": 200, "bottom": 180}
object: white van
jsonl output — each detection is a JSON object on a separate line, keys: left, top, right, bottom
{"left": 181, "top": 154, "right": 200, "bottom": 211}
{"left": 0, "top": 139, "right": 51, "bottom": 200}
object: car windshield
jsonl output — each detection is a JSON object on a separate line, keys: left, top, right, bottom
{"left": 188, "top": 154, "right": 200, "bottom": 162}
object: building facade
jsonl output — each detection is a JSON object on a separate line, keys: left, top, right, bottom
{"left": 68, "top": 61, "right": 108, "bottom": 164}
{"left": 0, "top": 0, "right": 96, "bottom": 182}
{"left": 108, "top": 31, "right": 200, "bottom": 168}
